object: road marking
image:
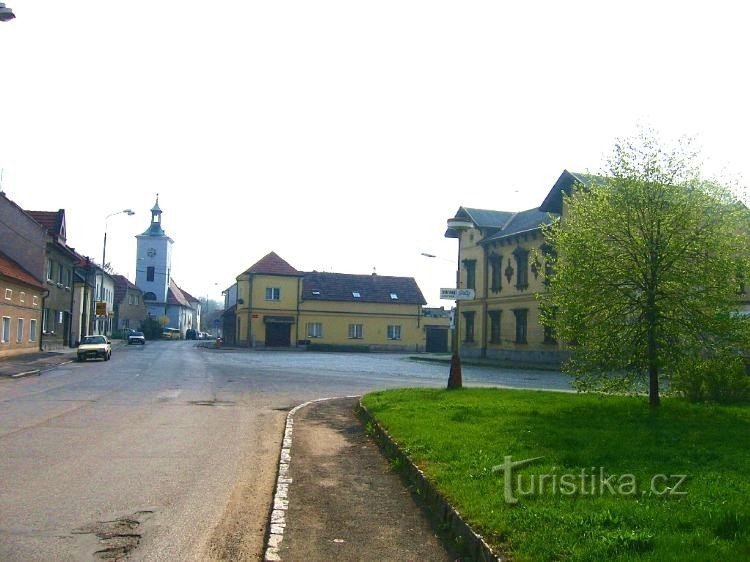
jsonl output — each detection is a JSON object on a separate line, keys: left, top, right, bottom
{"left": 263, "top": 396, "right": 359, "bottom": 562}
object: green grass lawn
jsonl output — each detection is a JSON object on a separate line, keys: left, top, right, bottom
{"left": 361, "top": 388, "right": 750, "bottom": 561}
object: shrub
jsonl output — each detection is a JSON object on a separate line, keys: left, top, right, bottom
{"left": 671, "top": 354, "right": 750, "bottom": 403}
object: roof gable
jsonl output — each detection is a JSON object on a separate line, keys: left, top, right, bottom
{"left": 539, "top": 170, "right": 606, "bottom": 214}
{"left": 26, "top": 209, "right": 66, "bottom": 242}
{"left": 302, "top": 272, "right": 426, "bottom": 305}
{"left": 243, "top": 252, "right": 302, "bottom": 276}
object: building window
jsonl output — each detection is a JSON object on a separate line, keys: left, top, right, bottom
{"left": 387, "top": 325, "right": 402, "bottom": 340}
{"left": 144, "top": 292, "right": 156, "bottom": 301}
{"left": 489, "top": 255, "right": 502, "bottom": 293}
{"left": 312, "top": 290, "right": 321, "bottom": 296}
{"left": 513, "top": 308, "right": 528, "bottom": 344}
{"left": 19, "top": 291, "right": 25, "bottom": 303}
{"left": 46, "top": 258, "right": 54, "bottom": 281}
{"left": 4, "top": 288, "right": 11, "bottom": 300}
{"left": 57, "top": 265, "right": 64, "bottom": 285}
{"left": 307, "top": 322, "right": 323, "bottom": 338}
{"left": 30, "top": 319, "right": 37, "bottom": 342}
{"left": 33, "top": 295, "right": 38, "bottom": 306}
{"left": 66, "top": 269, "right": 72, "bottom": 288}
{"left": 463, "top": 260, "right": 477, "bottom": 290}
{"left": 147, "top": 267, "right": 155, "bottom": 282}
{"left": 265, "top": 287, "right": 281, "bottom": 301}
{"left": 348, "top": 324, "right": 363, "bottom": 339}
{"left": 462, "top": 311, "right": 475, "bottom": 343}
{"left": 122, "top": 319, "right": 130, "bottom": 329}
{"left": 1, "top": 317, "right": 9, "bottom": 343}
{"left": 489, "top": 310, "right": 501, "bottom": 344}
{"left": 352, "top": 291, "right": 361, "bottom": 299}
{"left": 16, "top": 318, "right": 24, "bottom": 343}
{"left": 390, "top": 293, "right": 399, "bottom": 300}
{"left": 58, "top": 311, "right": 64, "bottom": 324}
{"left": 513, "top": 247, "right": 529, "bottom": 290}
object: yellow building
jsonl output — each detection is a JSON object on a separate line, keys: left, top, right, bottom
{"left": 445, "top": 170, "right": 597, "bottom": 365}
{"left": 234, "top": 252, "right": 439, "bottom": 351}
{"left": 0, "top": 251, "right": 43, "bottom": 358}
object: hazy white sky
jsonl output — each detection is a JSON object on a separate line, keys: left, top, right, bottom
{"left": 1, "top": 1, "right": 748, "bottom": 306}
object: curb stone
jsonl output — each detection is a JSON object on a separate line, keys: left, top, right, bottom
{"left": 11, "top": 369, "right": 41, "bottom": 378}
{"left": 263, "top": 396, "right": 360, "bottom": 562}
{"left": 357, "top": 400, "right": 504, "bottom": 562}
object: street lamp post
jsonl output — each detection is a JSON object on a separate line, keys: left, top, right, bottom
{"left": 445, "top": 216, "right": 474, "bottom": 389}
{"left": 98, "top": 209, "right": 135, "bottom": 334}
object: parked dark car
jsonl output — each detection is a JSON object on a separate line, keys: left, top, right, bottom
{"left": 185, "top": 329, "right": 197, "bottom": 340}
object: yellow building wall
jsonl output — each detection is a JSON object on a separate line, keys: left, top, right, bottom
{"left": 236, "top": 274, "right": 301, "bottom": 346}
{"left": 234, "top": 273, "right": 429, "bottom": 350}
{"left": 456, "top": 227, "right": 558, "bottom": 360}
{"left": 299, "top": 300, "right": 425, "bottom": 350}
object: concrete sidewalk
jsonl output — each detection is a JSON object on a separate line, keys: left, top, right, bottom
{"left": 0, "top": 340, "right": 126, "bottom": 378}
{"left": 0, "top": 348, "right": 77, "bottom": 378}
{"left": 276, "top": 397, "right": 454, "bottom": 562}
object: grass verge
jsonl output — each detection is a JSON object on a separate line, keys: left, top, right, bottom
{"left": 361, "top": 388, "right": 750, "bottom": 561}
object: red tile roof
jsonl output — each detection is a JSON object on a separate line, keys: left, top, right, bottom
{"left": 112, "top": 274, "right": 140, "bottom": 304}
{"left": 243, "top": 252, "right": 302, "bottom": 276}
{"left": 168, "top": 280, "right": 197, "bottom": 308}
{"left": 26, "top": 209, "right": 65, "bottom": 240}
{"left": 0, "top": 251, "right": 43, "bottom": 288}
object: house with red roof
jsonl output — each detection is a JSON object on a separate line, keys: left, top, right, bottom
{"left": 112, "top": 274, "right": 148, "bottom": 333}
{"left": 230, "top": 251, "right": 436, "bottom": 350}
{"left": 0, "top": 250, "right": 44, "bottom": 357}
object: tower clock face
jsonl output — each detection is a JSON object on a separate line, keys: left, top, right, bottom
{"left": 147, "top": 248, "right": 157, "bottom": 257}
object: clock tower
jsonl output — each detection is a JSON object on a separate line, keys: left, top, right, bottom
{"left": 135, "top": 195, "right": 173, "bottom": 315}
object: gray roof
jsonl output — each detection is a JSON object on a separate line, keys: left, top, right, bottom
{"left": 482, "top": 208, "right": 553, "bottom": 244}
{"left": 302, "top": 272, "right": 426, "bottom": 305}
{"left": 444, "top": 207, "right": 516, "bottom": 238}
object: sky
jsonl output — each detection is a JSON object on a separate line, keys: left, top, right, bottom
{"left": 1, "top": 1, "right": 748, "bottom": 307}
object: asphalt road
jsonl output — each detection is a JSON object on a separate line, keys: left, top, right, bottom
{"left": 0, "top": 341, "right": 571, "bottom": 561}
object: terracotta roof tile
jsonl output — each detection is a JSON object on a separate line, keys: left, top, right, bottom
{"left": 243, "top": 252, "right": 301, "bottom": 276}
{"left": 0, "top": 251, "right": 43, "bottom": 288}
{"left": 112, "top": 274, "right": 140, "bottom": 304}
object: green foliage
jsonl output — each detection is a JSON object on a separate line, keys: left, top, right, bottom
{"left": 140, "top": 317, "right": 163, "bottom": 340}
{"left": 671, "top": 353, "right": 750, "bottom": 403}
{"left": 362, "top": 388, "right": 750, "bottom": 561}
{"left": 540, "top": 130, "right": 750, "bottom": 405}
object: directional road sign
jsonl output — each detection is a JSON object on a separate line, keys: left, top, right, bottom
{"left": 440, "top": 288, "right": 475, "bottom": 300}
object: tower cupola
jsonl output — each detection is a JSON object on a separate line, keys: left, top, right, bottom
{"left": 142, "top": 194, "right": 166, "bottom": 236}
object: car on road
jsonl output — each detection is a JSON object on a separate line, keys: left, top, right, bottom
{"left": 127, "top": 331, "right": 146, "bottom": 345}
{"left": 77, "top": 335, "right": 112, "bottom": 362}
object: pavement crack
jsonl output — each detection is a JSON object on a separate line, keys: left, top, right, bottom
{"left": 73, "top": 510, "right": 153, "bottom": 560}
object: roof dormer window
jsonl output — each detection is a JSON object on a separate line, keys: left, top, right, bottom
{"left": 390, "top": 293, "right": 398, "bottom": 300}
{"left": 312, "top": 290, "right": 321, "bottom": 295}
{"left": 352, "top": 291, "right": 361, "bottom": 298}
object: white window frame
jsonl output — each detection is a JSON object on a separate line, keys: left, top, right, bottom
{"left": 19, "top": 291, "right": 25, "bottom": 303}
{"left": 265, "top": 287, "right": 281, "bottom": 301}
{"left": 387, "top": 325, "right": 402, "bottom": 340}
{"left": 30, "top": 319, "right": 37, "bottom": 342}
{"left": 16, "top": 318, "right": 24, "bottom": 343}
{"left": 46, "top": 258, "right": 54, "bottom": 281}
{"left": 1, "top": 317, "right": 10, "bottom": 344}
{"left": 306, "top": 322, "right": 323, "bottom": 338}
{"left": 390, "top": 293, "right": 399, "bottom": 300}
{"left": 32, "top": 295, "right": 39, "bottom": 306}
{"left": 348, "top": 323, "right": 363, "bottom": 339}
{"left": 4, "top": 288, "right": 11, "bottom": 300}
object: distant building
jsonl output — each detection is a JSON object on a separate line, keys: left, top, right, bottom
{"left": 134, "top": 197, "right": 200, "bottom": 338}
{"left": 233, "top": 252, "right": 434, "bottom": 351}
{"left": 112, "top": 274, "right": 147, "bottom": 332}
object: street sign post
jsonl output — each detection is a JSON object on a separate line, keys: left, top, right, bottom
{"left": 440, "top": 288, "right": 475, "bottom": 301}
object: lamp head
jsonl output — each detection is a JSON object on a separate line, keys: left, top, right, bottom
{"left": 0, "top": 4, "right": 15, "bottom": 22}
